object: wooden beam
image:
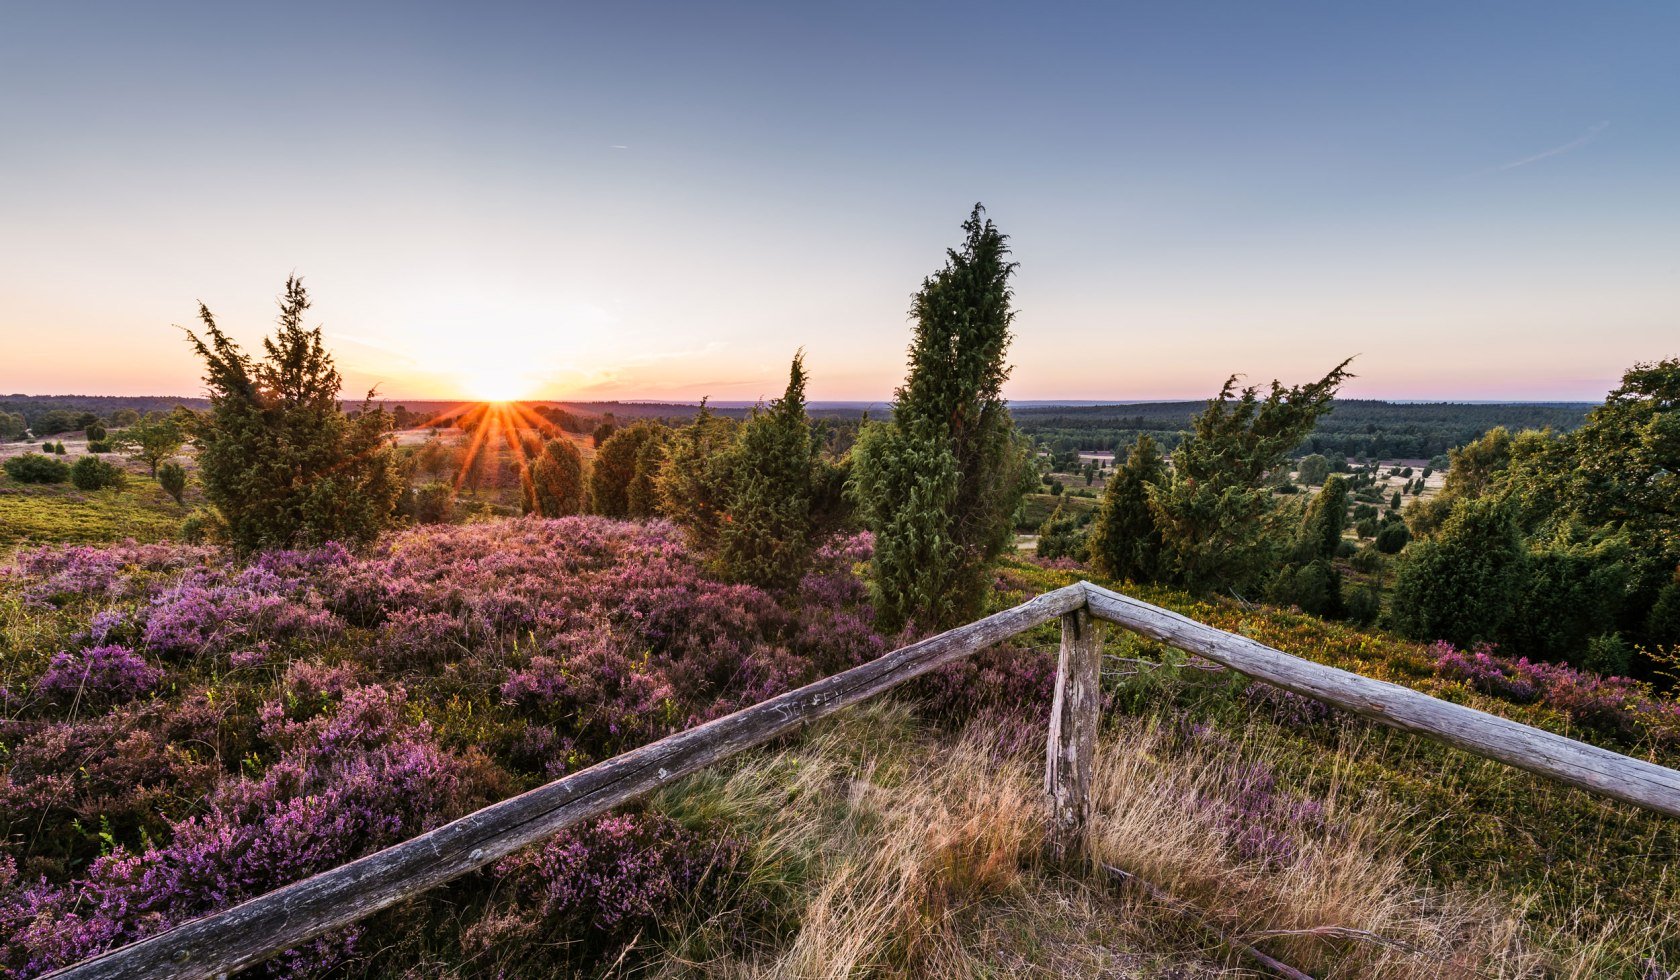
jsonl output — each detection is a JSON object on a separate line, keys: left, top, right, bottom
{"left": 47, "top": 584, "right": 1089, "bottom": 980}
{"left": 1081, "top": 582, "right": 1680, "bottom": 819}
{"left": 1045, "top": 607, "right": 1101, "bottom": 861}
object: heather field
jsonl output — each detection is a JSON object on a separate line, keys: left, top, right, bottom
{"left": 2, "top": 519, "right": 1676, "bottom": 977}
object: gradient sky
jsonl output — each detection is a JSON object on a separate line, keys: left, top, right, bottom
{"left": 3, "top": 1, "right": 1676, "bottom": 403}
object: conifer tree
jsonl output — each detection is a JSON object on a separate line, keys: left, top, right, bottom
{"left": 716, "top": 353, "right": 818, "bottom": 589}
{"left": 183, "top": 277, "right": 400, "bottom": 552}
{"left": 658, "top": 401, "right": 739, "bottom": 552}
{"left": 589, "top": 423, "right": 663, "bottom": 517}
{"left": 1388, "top": 497, "right": 1526, "bottom": 646}
{"left": 158, "top": 460, "right": 187, "bottom": 505}
{"left": 1146, "top": 361, "right": 1351, "bottom": 594}
{"left": 625, "top": 435, "right": 667, "bottom": 518}
{"left": 525, "top": 436, "right": 587, "bottom": 517}
{"left": 850, "top": 205, "right": 1034, "bottom": 631}
{"left": 1294, "top": 475, "right": 1349, "bottom": 563}
{"left": 1087, "top": 434, "right": 1167, "bottom": 581}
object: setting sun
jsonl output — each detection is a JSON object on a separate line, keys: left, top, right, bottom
{"left": 460, "top": 370, "right": 529, "bottom": 403}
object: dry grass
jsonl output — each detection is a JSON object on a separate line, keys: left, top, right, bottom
{"left": 1084, "top": 721, "right": 1538, "bottom": 977}
{"left": 633, "top": 701, "right": 1672, "bottom": 979}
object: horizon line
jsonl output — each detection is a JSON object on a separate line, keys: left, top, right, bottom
{"left": 1, "top": 391, "right": 1606, "bottom": 407}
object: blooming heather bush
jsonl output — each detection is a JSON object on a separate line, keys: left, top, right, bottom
{"left": 1210, "top": 762, "right": 1332, "bottom": 868}
{"left": 0, "top": 517, "right": 886, "bottom": 976}
{"left": 1434, "top": 641, "right": 1680, "bottom": 746}
{"left": 142, "top": 564, "right": 342, "bottom": 660}
{"left": 501, "top": 629, "right": 676, "bottom": 757}
{"left": 34, "top": 645, "right": 160, "bottom": 707}
{"left": 0, "top": 710, "right": 222, "bottom": 869}
{"left": 0, "top": 686, "right": 500, "bottom": 977}
{"left": 12, "top": 540, "right": 217, "bottom": 606}
{"left": 462, "top": 813, "right": 746, "bottom": 970}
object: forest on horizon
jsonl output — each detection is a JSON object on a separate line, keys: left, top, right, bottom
{"left": 1, "top": 393, "right": 1595, "bottom": 464}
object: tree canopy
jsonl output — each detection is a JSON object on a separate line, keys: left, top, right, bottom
{"left": 182, "top": 276, "right": 400, "bottom": 551}
{"left": 850, "top": 205, "right": 1034, "bottom": 631}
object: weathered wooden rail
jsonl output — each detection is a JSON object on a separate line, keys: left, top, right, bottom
{"left": 46, "top": 581, "right": 1680, "bottom": 979}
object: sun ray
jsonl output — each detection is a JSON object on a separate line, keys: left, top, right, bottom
{"left": 452, "top": 409, "right": 496, "bottom": 494}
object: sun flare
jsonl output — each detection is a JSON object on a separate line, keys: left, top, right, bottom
{"left": 461, "top": 370, "right": 528, "bottom": 403}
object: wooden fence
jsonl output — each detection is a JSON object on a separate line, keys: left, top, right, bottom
{"left": 46, "top": 581, "right": 1680, "bottom": 979}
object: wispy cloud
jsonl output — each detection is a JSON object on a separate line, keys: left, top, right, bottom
{"left": 1473, "top": 121, "right": 1611, "bottom": 176}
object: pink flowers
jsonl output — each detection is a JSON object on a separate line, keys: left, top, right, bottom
{"left": 2, "top": 686, "right": 498, "bottom": 976}
{"left": 0, "top": 518, "right": 888, "bottom": 976}
{"left": 34, "top": 645, "right": 159, "bottom": 707}
{"left": 1434, "top": 641, "right": 1679, "bottom": 746}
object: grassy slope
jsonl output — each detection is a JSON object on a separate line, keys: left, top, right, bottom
{"left": 1009, "top": 559, "right": 1678, "bottom": 966}
{"left": 641, "top": 557, "right": 1677, "bottom": 976}
{"left": 2, "top": 501, "right": 1672, "bottom": 976}
{"left": 0, "top": 478, "right": 186, "bottom": 554}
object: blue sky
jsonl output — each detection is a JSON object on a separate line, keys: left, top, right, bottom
{"left": 2, "top": 1, "right": 1675, "bottom": 401}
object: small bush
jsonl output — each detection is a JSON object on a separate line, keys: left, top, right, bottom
{"left": 35, "top": 644, "right": 161, "bottom": 707}
{"left": 157, "top": 461, "right": 187, "bottom": 504}
{"left": 178, "top": 508, "right": 225, "bottom": 545}
{"left": 400, "top": 481, "right": 454, "bottom": 523}
{"left": 1344, "top": 583, "right": 1381, "bottom": 625}
{"left": 1582, "top": 633, "right": 1633, "bottom": 676}
{"left": 1349, "top": 544, "right": 1384, "bottom": 574}
{"left": 85, "top": 424, "right": 107, "bottom": 443}
{"left": 4, "top": 453, "right": 71, "bottom": 483}
{"left": 86, "top": 438, "right": 112, "bottom": 453}
{"left": 70, "top": 456, "right": 126, "bottom": 491}
{"left": 1374, "top": 521, "right": 1409, "bottom": 554}
{"left": 1036, "top": 504, "right": 1088, "bottom": 561}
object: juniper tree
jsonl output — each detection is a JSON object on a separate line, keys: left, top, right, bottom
{"left": 69, "top": 455, "right": 124, "bottom": 491}
{"left": 850, "top": 205, "right": 1034, "bottom": 631}
{"left": 1146, "top": 361, "right": 1352, "bottom": 594}
{"left": 1387, "top": 496, "right": 1525, "bottom": 646}
{"left": 589, "top": 423, "right": 663, "bottom": 518}
{"left": 716, "top": 353, "right": 819, "bottom": 589}
{"left": 625, "top": 435, "right": 667, "bottom": 518}
{"left": 158, "top": 460, "right": 187, "bottom": 504}
{"left": 1294, "top": 475, "right": 1349, "bottom": 563}
{"left": 658, "top": 401, "right": 740, "bottom": 552}
{"left": 1087, "top": 434, "right": 1167, "bottom": 582}
{"left": 182, "top": 276, "right": 400, "bottom": 551}
{"left": 525, "top": 436, "right": 587, "bottom": 517}
{"left": 1035, "top": 502, "right": 1088, "bottom": 561}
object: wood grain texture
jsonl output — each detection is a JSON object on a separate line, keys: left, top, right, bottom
{"left": 1045, "top": 607, "right": 1101, "bottom": 861}
{"left": 47, "top": 584, "right": 1088, "bottom": 980}
{"left": 1082, "top": 581, "right": 1680, "bottom": 819}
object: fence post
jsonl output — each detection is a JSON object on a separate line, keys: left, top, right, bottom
{"left": 1045, "top": 605, "right": 1101, "bottom": 862}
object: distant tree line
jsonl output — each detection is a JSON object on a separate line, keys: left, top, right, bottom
{"left": 1017, "top": 399, "right": 1591, "bottom": 461}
